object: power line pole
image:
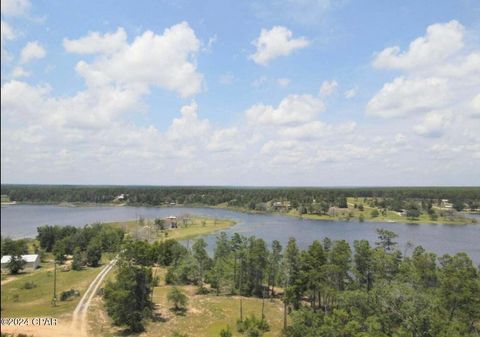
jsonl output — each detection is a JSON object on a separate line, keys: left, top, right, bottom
{"left": 52, "top": 261, "right": 57, "bottom": 306}
{"left": 239, "top": 261, "right": 243, "bottom": 322}
{"left": 283, "top": 274, "right": 289, "bottom": 331}
{"left": 261, "top": 289, "right": 265, "bottom": 321}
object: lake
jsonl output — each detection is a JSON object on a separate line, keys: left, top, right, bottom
{"left": 2, "top": 204, "right": 480, "bottom": 263}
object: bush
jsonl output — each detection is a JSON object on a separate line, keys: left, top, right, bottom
{"left": 196, "top": 286, "right": 209, "bottom": 295}
{"left": 237, "top": 314, "right": 269, "bottom": 334}
{"left": 168, "top": 287, "right": 188, "bottom": 312}
{"left": 165, "top": 269, "right": 176, "bottom": 284}
{"left": 370, "top": 209, "right": 380, "bottom": 218}
{"left": 219, "top": 326, "right": 232, "bottom": 337}
{"left": 21, "top": 281, "right": 37, "bottom": 289}
{"left": 60, "top": 288, "right": 80, "bottom": 301}
{"left": 72, "top": 247, "right": 86, "bottom": 270}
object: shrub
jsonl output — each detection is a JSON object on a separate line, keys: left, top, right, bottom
{"left": 196, "top": 286, "right": 209, "bottom": 295}
{"left": 21, "top": 281, "right": 37, "bottom": 289}
{"left": 60, "top": 288, "right": 80, "bottom": 301}
{"left": 168, "top": 287, "right": 188, "bottom": 312}
{"left": 219, "top": 326, "right": 232, "bottom": 337}
{"left": 237, "top": 314, "right": 269, "bottom": 334}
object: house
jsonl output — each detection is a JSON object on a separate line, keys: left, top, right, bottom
{"left": 441, "top": 199, "right": 453, "bottom": 209}
{"left": 272, "top": 200, "right": 291, "bottom": 211}
{"left": 114, "top": 194, "right": 126, "bottom": 201}
{"left": 165, "top": 215, "right": 178, "bottom": 228}
{"left": 1, "top": 254, "right": 40, "bottom": 271}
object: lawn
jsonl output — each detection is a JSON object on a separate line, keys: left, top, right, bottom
{"left": 1, "top": 262, "right": 105, "bottom": 317}
{"left": 290, "top": 197, "right": 476, "bottom": 225}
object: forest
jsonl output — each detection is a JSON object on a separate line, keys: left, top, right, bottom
{"left": 103, "top": 229, "right": 480, "bottom": 337}
{"left": 2, "top": 185, "right": 480, "bottom": 214}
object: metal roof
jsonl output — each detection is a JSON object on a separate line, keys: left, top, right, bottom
{"left": 1, "top": 254, "right": 39, "bottom": 264}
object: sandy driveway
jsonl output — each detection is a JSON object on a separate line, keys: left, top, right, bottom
{"left": 1, "top": 259, "right": 117, "bottom": 337}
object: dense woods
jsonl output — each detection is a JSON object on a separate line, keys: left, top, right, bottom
{"left": 35, "top": 224, "right": 124, "bottom": 267}
{"left": 107, "top": 230, "right": 480, "bottom": 336}
{"left": 2, "top": 185, "right": 479, "bottom": 213}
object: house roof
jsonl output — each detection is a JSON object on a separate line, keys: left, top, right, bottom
{"left": 1, "top": 254, "right": 39, "bottom": 264}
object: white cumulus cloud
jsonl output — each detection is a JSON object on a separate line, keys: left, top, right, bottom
{"left": 63, "top": 28, "right": 127, "bottom": 55}
{"left": 20, "top": 41, "right": 46, "bottom": 64}
{"left": 414, "top": 111, "right": 452, "bottom": 137}
{"left": 1, "top": 0, "right": 31, "bottom": 16}
{"left": 319, "top": 80, "right": 338, "bottom": 97}
{"left": 246, "top": 94, "right": 324, "bottom": 125}
{"left": 373, "top": 20, "right": 465, "bottom": 71}
{"left": 367, "top": 19, "right": 480, "bottom": 140}
{"left": 250, "top": 26, "right": 309, "bottom": 65}
{"left": 65, "top": 22, "right": 203, "bottom": 98}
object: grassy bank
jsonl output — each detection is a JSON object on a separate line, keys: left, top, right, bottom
{"left": 280, "top": 197, "right": 476, "bottom": 225}
{"left": 104, "top": 215, "right": 236, "bottom": 242}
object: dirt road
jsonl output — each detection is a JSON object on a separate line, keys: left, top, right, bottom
{"left": 71, "top": 258, "right": 117, "bottom": 336}
{"left": 1, "top": 259, "right": 117, "bottom": 337}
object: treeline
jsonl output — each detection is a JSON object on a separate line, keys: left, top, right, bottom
{"left": 106, "top": 230, "right": 480, "bottom": 336}
{"left": 2, "top": 184, "right": 479, "bottom": 211}
{"left": 36, "top": 224, "right": 124, "bottom": 268}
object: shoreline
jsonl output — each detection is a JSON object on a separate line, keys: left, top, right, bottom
{"left": 2, "top": 201, "right": 478, "bottom": 226}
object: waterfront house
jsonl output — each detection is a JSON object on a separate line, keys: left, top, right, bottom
{"left": 165, "top": 215, "right": 178, "bottom": 228}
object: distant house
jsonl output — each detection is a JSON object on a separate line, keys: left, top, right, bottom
{"left": 165, "top": 215, "right": 178, "bottom": 228}
{"left": 441, "top": 199, "right": 453, "bottom": 209}
{"left": 272, "top": 201, "right": 291, "bottom": 211}
{"left": 114, "top": 194, "right": 126, "bottom": 201}
{"left": 1, "top": 254, "right": 40, "bottom": 271}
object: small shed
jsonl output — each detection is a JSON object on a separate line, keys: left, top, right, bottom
{"left": 1, "top": 254, "right": 40, "bottom": 270}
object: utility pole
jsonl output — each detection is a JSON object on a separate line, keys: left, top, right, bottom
{"left": 239, "top": 261, "right": 243, "bottom": 322}
{"left": 283, "top": 275, "right": 289, "bottom": 330}
{"left": 261, "top": 289, "right": 265, "bottom": 321}
{"left": 52, "top": 261, "right": 57, "bottom": 306}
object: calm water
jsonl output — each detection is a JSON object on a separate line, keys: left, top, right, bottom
{"left": 2, "top": 205, "right": 480, "bottom": 263}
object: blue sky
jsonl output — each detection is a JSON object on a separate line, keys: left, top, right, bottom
{"left": 1, "top": 0, "right": 480, "bottom": 186}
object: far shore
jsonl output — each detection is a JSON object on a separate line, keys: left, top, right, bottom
{"left": 2, "top": 201, "right": 478, "bottom": 226}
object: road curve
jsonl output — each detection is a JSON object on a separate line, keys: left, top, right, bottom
{"left": 72, "top": 258, "right": 117, "bottom": 335}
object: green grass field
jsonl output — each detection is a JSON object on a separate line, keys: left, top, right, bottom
{"left": 105, "top": 215, "right": 236, "bottom": 241}
{"left": 1, "top": 264, "right": 103, "bottom": 317}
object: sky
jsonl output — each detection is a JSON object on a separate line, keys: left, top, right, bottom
{"left": 1, "top": 0, "right": 480, "bottom": 186}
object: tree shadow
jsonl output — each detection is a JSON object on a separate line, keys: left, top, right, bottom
{"left": 152, "top": 304, "right": 169, "bottom": 322}
{"left": 169, "top": 307, "right": 187, "bottom": 316}
{"left": 115, "top": 328, "right": 144, "bottom": 336}
{"left": 152, "top": 312, "right": 168, "bottom": 322}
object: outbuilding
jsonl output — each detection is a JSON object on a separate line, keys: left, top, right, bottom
{"left": 1, "top": 254, "right": 40, "bottom": 271}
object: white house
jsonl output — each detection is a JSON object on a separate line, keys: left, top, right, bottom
{"left": 1, "top": 254, "right": 40, "bottom": 270}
